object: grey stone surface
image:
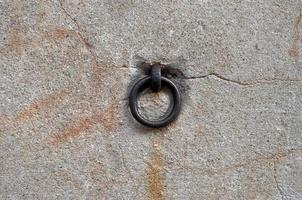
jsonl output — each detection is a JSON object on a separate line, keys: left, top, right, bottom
{"left": 1, "top": 0, "right": 302, "bottom": 199}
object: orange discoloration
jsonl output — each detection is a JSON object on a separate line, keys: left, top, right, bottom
{"left": 1, "top": 24, "right": 91, "bottom": 56}
{"left": 90, "top": 63, "right": 122, "bottom": 103}
{"left": 100, "top": 103, "right": 116, "bottom": 132}
{"left": 45, "top": 27, "right": 92, "bottom": 49}
{"left": 50, "top": 103, "right": 118, "bottom": 144}
{"left": 174, "top": 148, "right": 301, "bottom": 176}
{"left": 289, "top": 8, "right": 302, "bottom": 57}
{"left": 0, "top": 26, "right": 30, "bottom": 55}
{"left": 0, "top": 90, "right": 69, "bottom": 132}
{"left": 147, "top": 150, "right": 164, "bottom": 200}
{"left": 46, "top": 27, "right": 70, "bottom": 39}
{"left": 92, "top": 63, "right": 112, "bottom": 84}
{"left": 147, "top": 139, "right": 165, "bottom": 200}
{"left": 15, "top": 90, "right": 68, "bottom": 123}
{"left": 214, "top": 150, "right": 289, "bottom": 174}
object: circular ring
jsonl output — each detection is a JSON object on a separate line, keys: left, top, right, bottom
{"left": 129, "top": 76, "right": 181, "bottom": 128}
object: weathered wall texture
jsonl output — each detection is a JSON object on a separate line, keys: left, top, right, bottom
{"left": 1, "top": 0, "right": 302, "bottom": 199}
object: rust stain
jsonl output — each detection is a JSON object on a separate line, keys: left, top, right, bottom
{"left": 15, "top": 90, "right": 68, "bottom": 123}
{"left": 176, "top": 148, "right": 301, "bottom": 176}
{"left": 50, "top": 103, "right": 117, "bottom": 144}
{"left": 89, "top": 62, "right": 123, "bottom": 103}
{"left": 101, "top": 103, "right": 116, "bottom": 132}
{"left": 1, "top": 90, "right": 69, "bottom": 133}
{"left": 0, "top": 26, "right": 30, "bottom": 55}
{"left": 289, "top": 7, "right": 302, "bottom": 57}
{"left": 92, "top": 63, "right": 113, "bottom": 84}
{"left": 148, "top": 150, "right": 164, "bottom": 200}
{"left": 147, "top": 139, "right": 165, "bottom": 200}
{"left": 1, "top": 24, "right": 92, "bottom": 55}
{"left": 46, "top": 27, "right": 70, "bottom": 39}
{"left": 215, "top": 150, "right": 289, "bottom": 174}
{"left": 45, "top": 27, "right": 92, "bottom": 49}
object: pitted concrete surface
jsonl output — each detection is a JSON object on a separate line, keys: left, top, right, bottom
{"left": 1, "top": 0, "right": 302, "bottom": 199}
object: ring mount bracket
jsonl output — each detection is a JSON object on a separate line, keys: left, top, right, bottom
{"left": 129, "top": 64, "right": 181, "bottom": 128}
{"left": 150, "top": 64, "right": 161, "bottom": 92}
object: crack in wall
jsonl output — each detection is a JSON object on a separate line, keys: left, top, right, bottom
{"left": 273, "top": 161, "right": 286, "bottom": 200}
{"left": 58, "top": 1, "right": 302, "bottom": 87}
{"left": 59, "top": 0, "right": 133, "bottom": 71}
{"left": 58, "top": 0, "right": 98, "bottom": 64}
{"left": 183, "top": 73, "right": 302, "bottom": 86}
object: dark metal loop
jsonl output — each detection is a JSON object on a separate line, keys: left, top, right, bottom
{"left": 151, "top": 65, "right": 161, "bottom": 92}
{"left": 129, "top": 76, "right": 181, "bottom": 128}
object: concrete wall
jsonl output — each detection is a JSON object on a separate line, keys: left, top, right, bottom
{"left": 1, "top": 0, "right": 302, "bottom": 199}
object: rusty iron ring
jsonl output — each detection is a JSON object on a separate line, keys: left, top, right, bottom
{"left": 129, "top": 76, "right": 181, "bottom": 128}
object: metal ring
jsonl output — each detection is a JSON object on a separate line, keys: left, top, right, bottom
{"left": 151, "top": 65, "right": 161, "bottom": 92}
{"left": 129, "top": 76, "right": 181, "bottom": 128}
